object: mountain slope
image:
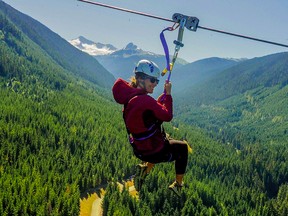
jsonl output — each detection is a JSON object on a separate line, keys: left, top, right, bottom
{"left": 0, "top": 2, "right": 115, "bottom": 88}
{"left": 0, "top": 3, "right": 130, "bottom": 215}
{"left": 172, "top": 57, "right": 245, "bottom": 93}
{"left": 175, "top": 52, "right": 288, "bottom": 145}
{"left": 178, "top": 52, "right": 288, "bottom": 104}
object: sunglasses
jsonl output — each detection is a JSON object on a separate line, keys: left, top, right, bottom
{"left": 145, "top": 76, "right": 159, "bottom": 84}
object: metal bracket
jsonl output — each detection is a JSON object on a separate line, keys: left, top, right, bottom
{"left": 172, "top": 13, "right": 199, "bottom": 32}
{"left": 161, "top": 13, "right": 199, "bottom": 77}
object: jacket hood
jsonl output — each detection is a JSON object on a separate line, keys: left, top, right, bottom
{"left": 112, "top": 78, "right": 146, "bottom": 104}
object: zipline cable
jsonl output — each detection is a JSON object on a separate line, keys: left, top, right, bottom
{"left": 78, "top": 0, "right": 173, "bottom": 23}
{"left": 197, "top": 26, "right": 288, "bottom": 48}
{"left": 78, "top": 0, "right": 288, "bottom": 48}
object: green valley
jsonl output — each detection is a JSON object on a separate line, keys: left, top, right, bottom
{"left": 174, "top": 52, "right": 288, "bottom": 146}
{"left": 0, "top": 1, "right": 288, "bottom": 215}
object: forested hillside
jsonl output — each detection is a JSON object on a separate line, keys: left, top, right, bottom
{"left": 175, "top": 52, "right": 288, "bottom": 146}
{"left": 0, "top": 1, "right": 115, "bottom": 88}
{"left": 1, "top": 1, "right": 288, "bottom": 215}
{"left": 172, "top": 57, "right": 245, "bottom": 93}
{"left": 176, "top": 52, "right": 288, "bottom": 104}
{"left": 0, "top": 4, "right": 133, "bottom": 214}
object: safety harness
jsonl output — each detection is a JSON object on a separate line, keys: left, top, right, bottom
{"left": 123, "top": 96, "right": 162, "bottom": 147}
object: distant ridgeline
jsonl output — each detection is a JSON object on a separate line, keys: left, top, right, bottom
{"left": 1, "top": 1, "right": 288, "bottom": 215}
{"left": 69, "top": 36, "right": 189, "bottom": 81}
{"left": 0, "top": 1, "right": 115, "bottom": 89}
{"left": 174, "top": 52, "right": 288, "bottom": 146}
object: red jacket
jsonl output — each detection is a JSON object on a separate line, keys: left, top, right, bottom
{"left": 112, "top": 78, "right": 173, "bottom": 155}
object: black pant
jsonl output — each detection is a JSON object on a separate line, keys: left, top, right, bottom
{"left": 134, "top": 138, "right": 188, "bottom": 175}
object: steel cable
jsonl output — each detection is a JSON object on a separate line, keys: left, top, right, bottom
{"left": 78, "top": 0, "right": 288, "bottom": 48}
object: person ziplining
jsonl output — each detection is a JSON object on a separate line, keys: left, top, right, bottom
{"left": 112, "top": 60, "right": 190, "bottom": 196}
{"left": 111, "top": 12, "right": 197, "bottom": 197}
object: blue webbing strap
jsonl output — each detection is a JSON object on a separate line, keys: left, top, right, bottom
{"left": 160, "top": 27, "right": 173, "bottom": 74}
{"left": 160, "top": 26, "right": 177, "bottom": 101}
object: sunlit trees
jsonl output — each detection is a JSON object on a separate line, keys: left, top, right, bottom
{"left": 1, "top": 5, "right": 287, "bottom": 215}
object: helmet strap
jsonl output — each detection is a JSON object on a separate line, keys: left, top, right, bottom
{"left": 137, "top": 79, "right": 147, "bottom": 92}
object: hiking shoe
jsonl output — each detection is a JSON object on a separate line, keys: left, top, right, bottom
{"left": 134, "top": 163, "right": 148, "bottom": 191}
{"left": 169, "top": 181, "right": 184, "bottom": 197}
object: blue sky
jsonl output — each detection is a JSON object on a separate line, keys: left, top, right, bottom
{"left": 3, "top": 0, "right": 288, "bottom": 62}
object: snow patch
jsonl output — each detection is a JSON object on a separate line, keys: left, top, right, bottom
{"left": 69, "top": 36, "right": 117, "bottom": 56}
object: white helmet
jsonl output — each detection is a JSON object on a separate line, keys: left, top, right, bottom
{"left": 134, "top": 59, "right": 160, "bottom": 78}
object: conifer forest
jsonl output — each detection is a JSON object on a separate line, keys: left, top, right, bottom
{"left": 0, "top": 2, "right": 288, "bottom": 215}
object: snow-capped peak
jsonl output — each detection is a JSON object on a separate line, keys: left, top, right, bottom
{"left": 69, "top": 36, "right": 118, "bottom": 56}
{"left": 110, "top": 42, "right": 158, "bottom": 58}
{"left": 124, "top": 42, "right": 140, "bottom": 50}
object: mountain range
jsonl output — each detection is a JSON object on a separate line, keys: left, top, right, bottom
{"left": 69, "top": 36, "right": 188, "bottom": 80}
{"left": 68, "top": 36, "right": 250, "bottom": 95}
